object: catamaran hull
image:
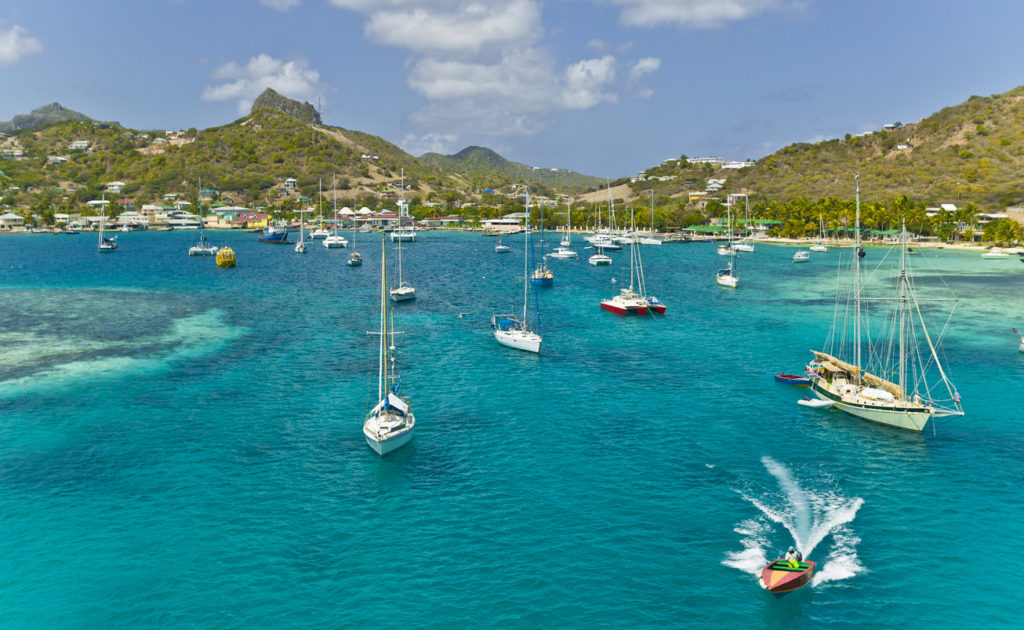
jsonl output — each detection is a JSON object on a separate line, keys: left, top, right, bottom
{"left": 810, "top": 380, "right": 932, "bottom": 432}
{"left": 600, "top": 301, "right": 647, "bottom": 315}
{"left": 494, "top": 329, "right": 541, "bottom": 353}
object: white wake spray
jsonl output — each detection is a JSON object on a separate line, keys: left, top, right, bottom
{"left": 723, "top": 456, "right": 866, "bottom": 588}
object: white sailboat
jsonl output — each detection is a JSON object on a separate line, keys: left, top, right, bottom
{"left": 97, "top": 194, "right": 117, "bottom": 252}
{"left": 806, "top": 176, "right": 964, "bottom": 432}
{"left": 732, "top": 197, "right": 755, "bottom": 252}
{"left": 389, "top": 182, "right": 415, "bottom": 302}
{"left": 324, "top": 176, "right": 348, "bottom": 248}
{"left": 560, "top": 199, "right": 572, "bottom": 247}
{"left": 363, "top": 231, "right": 415, "bottom": 455}
{"left": 492, "top": 191, "right": 542, "bottom": 354}
{"left": 639, "top": 190, "right": 662, "bottom": 246}
{"left": 717, "top": 202, "right": 737, "bottom": 257}
{"left": 188, "top": 178, "right": 218, "bottom": 256}
{"left": 347, "top": 203, "right": 362, "bottom": 266}
{"left": 390, "top": 169, "right": 416, "bottom": 242}
{"left": 810, "top": 214, "right": 828, "bottom": 252}
{"left": 294, "top": 205, "right": 307, "bottom": 254}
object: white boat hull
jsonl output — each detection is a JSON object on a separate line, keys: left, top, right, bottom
{"left": 716, "top": 274, "right": 738, "bottom": 288}
{"left": 493, "top": 328, "right": 541, "bottom": 353}
{"left": 324, "top": 236, "right": 348, "bottom": 248}
{"left": 809, "top": 244, "right": 827, "bottom": 252}
{"left": 810, "top": 379, "right": 931, "bottom": 432}
{"left": 363, "top": 412, "right": 415, "bottom": 456}
{"left": 589, "top": 255, "right": 612, "bottom": 265}
{"left": 390, "top": 286, "right": 416, "bottom": 302}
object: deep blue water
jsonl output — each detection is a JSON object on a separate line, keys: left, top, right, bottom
{"left": 1, "top": 230, "right": 1022, "bottom": 628}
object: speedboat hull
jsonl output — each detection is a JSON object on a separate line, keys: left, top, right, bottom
{"left": 759, "top": 560, "right": 815, "bottom": 595}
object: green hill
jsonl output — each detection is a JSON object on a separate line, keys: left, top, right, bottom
{"left": 0, "top": 103, "right": 101, "bottom": 133}
{"left": 420, "top": 145, "right": 601, "bottom": 190}
{"left": 629, "top": 85, "right": 1024, "bottom": 210}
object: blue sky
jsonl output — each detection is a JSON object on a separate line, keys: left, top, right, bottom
{"left": 3, "top": 1, "right": 1024, "bottom": 178}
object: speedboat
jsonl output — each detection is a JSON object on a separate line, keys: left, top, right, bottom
{"left": 809, "top": 242, "right": 827, "bottom": 252}
{"left": 759, "top": 559, "right": 815, "bottom": 596}
{"left": 793, "top": 250, "right": 810, "bottom": 263}
{"left": 646, "top": 296, "right": 667, "bottom": 314}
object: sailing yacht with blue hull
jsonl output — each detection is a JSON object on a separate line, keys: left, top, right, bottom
{"left": 806, "top": 177, "right": 964, "bottom": 432}
{"left": 363, "top": 232, "right": 415, "bottom": 456}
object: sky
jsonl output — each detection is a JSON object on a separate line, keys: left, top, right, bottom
{"left": 3, "top": 1, "right": 1024, "bottom": 178}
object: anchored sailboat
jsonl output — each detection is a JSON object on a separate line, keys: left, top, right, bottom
{"left": 363, "top": 231, "right": 415, "bottom": 455}
{"left": 806, "top": 176, "right": 964, "bottom": 432}
{"left": 389, "top": 177, "right": 415, "bottom": 302}
{"left": 492, "top": 191, "right": 542, "bottom": 353}
{"left": 188, "top": 178, "right": 218, "bottom": 256}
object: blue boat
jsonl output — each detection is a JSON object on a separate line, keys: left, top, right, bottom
{"left": 258, "top": 224, "right": 289, "bottom": 244}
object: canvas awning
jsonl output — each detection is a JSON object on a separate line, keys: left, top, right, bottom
{"left": 810, "top": 350, "right": 904, "bottom": 397}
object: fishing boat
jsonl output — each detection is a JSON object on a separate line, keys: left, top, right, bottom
{"left": 716, "top": 261, "right": 738, "bottom": 288}
{"left": 389, "top": 178, "right": 415, "bottom": 302}
{"left": 775, "top": 373, "right": 810, "bottom": 386}
{"left": 810, "top": 214, "right": 828, "bottom": 252}
{"left": 759, "top": 559, "right": 816, "bottom": 595}
{"left": 495, "top": 236, "right": 511, "bottom": 253}
{"left": 363, "top": 231, "right": 415, "bottom": 456}
{"left": 216, "top": 246, "right": 236, "bottom": 268}
{"left": 793, "top": 250, "right": 810, "bottom": 263}
{"left": 806, "top": 177, "right": 964, "bottom": 432}
{"left": 258, "top": 223, "right": 289, "bottom": 244}
{"left": 96, "top": 195, "right": 118, "bottom": 252}
{"left": 188, "top": 179, "right": 219, "bottom": 256}
{"left": 492, "top": 191, "right": 542, "bottom": 354}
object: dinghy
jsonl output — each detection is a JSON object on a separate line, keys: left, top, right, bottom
{"left": 774, "top": 373, "right": 810, "bottom": 386}
{"left": 797, "top": 398, "right": 833, "bottom": 409}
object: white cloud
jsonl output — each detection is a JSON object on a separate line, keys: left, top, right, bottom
{"left": 329, "top": 0, "right": 627, "bottom": 139}
{"left": 400, "top": 132, "right": 459, "bottom": 156}
{"left": 258, "top": 0, "right": 301, "bottom": 11}
{"left": 0, "top": 25, "right": 43, "bottom": 66}
{"left": 332, "top": 0, "right": 540, "bottom": 54}
{"left": 202, "top": 54, "right": 324, "bottom": 114}
{"left": 610, "top": 0, "right": 796, "bottom": 28}
{"left": 628, "top": 57, "right": 660, "bottom": 82}
{"left": 562, "top": 56, "right": 617, "bottom": 109}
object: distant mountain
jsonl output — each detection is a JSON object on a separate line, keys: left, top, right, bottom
{"left": 251, "top": 88, "right": 321, "bottom": 125}
{"left": 421, "top": 145, "right": 601, "bottom": 189}
{"left": 0, "top": 103, "right": 97, "bottom": 133}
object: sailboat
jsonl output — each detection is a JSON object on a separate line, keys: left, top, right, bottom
{"left": 531, "top": 202, "right": 554, "bottom": 286}
{"left": 492, "top": 191, "right": 542, "bottom": 354}
{"left": 732, "top": 197, "right": 755, "bottom": 252}
{"left": 806, "top": 176, "right": 964, "bottom": 432}
{"left": 324, "top": 176, "right": 348, "bottom": 248}
{"left": 389, "top": 186, "right": 415, "bottom": 302}
{"left": 97, "top": 194, "right": 117, "bottom": 252}
{"left": 717, "top": 201, "right": 737, "bottom": 256}
{"left": 549, "top": 199, "right": 577, "bottom": 259}
{"left": 716, "top": 205, "right": 738, "bottom": 288}
{"left": 601, "top": 209, "right": 649, "bottom": 315}
{"left": 363, "top": 231, "right": 415, "bottom": 455}
{"left": 188, "top": 179, "right": 218, "bottom": 256}
{"left": 810, "top": 214, "right": 828, "bottom": 252}
{"left": 639, "top": 190, "right": 662, "bottom": 246}
{"left": 390, "top": 169, "right": 416, "bottom": 242}
{"left": 494, "top": 235, "right": 511, "bottom": 253}
{"left": 560, "top": 199, "right": 572, "bottom": 247}
{"left": 294, "top": 205, "right": 307, "bottom": 253}
{"left": 347, "top": 205, "right": 362, "bottom": 266}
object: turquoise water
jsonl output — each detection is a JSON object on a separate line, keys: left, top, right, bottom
{"left": 1, "top": 231, "right": 1021, "bottom": 628}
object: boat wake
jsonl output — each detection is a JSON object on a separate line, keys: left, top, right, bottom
{"left": 724, "top": 456, "right": 866, "bottom": 588}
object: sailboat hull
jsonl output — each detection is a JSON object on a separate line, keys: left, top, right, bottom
{"left": 493, "top": 329, "right": 541, "bottom": 353}
{"left": 363, "top": 413, "right": 415, "bottom": 456}
{"left": 390, "top": 287, "right": 416, "bottom": 302}
{"left": 600, "top": 299, "right": 647, "bottom": 315}
{"left": 810, "top": 379, "right": 932, "bottom": 432}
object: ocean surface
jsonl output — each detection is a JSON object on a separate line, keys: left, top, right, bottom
{"left": 1, "top": 230, "right": 1021, "bottom": 628}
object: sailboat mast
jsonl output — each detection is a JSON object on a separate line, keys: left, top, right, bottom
{"left": 397, "top": 169, "right": 404, "bottom": 286}
{"left": 629, "top": 208, "right": 636, "bottom": 291}
{"left": 524, "top": 191, "right": 530, "bottom": 323}
{"left": 198, "top": 177, "right": 203, "bottom": 240}
{"left": 332, "top": 173, "right": 337, "bottom": 235}
{"left": 99, "top": 193, "right": 105, "bottom": 246}
{"left": 378, "top": 232, "right": 387, "bottom": 402}
{"left": 898, "top": 218, "right": 908, "bottom": 397}
{"left": 854, "top": 175, "right": 862, "bottom": 381}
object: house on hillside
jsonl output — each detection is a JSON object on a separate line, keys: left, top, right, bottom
{"left": 0, "top": 212, "right": 25, "bottom": 230}
{"left": 106, "top": 181, "right": 125, "bottom": 194}
{"left": 284, "top": 177, "right": 297, "bottom": 190}
{"left": 69, "top": 140, "right": 91, "bottom": 151}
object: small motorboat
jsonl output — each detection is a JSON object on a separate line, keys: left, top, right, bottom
{"left": 793, "top": 250, "right": 810, "bottom": 263}
{"left": 798, "top": 397, "right": 833, "bottom": 409}
{"left": 774, "top": 373, "right": 810, "bottom": 386}
{"left": 759, "top": 559, "right": 815, "bottom": 596}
